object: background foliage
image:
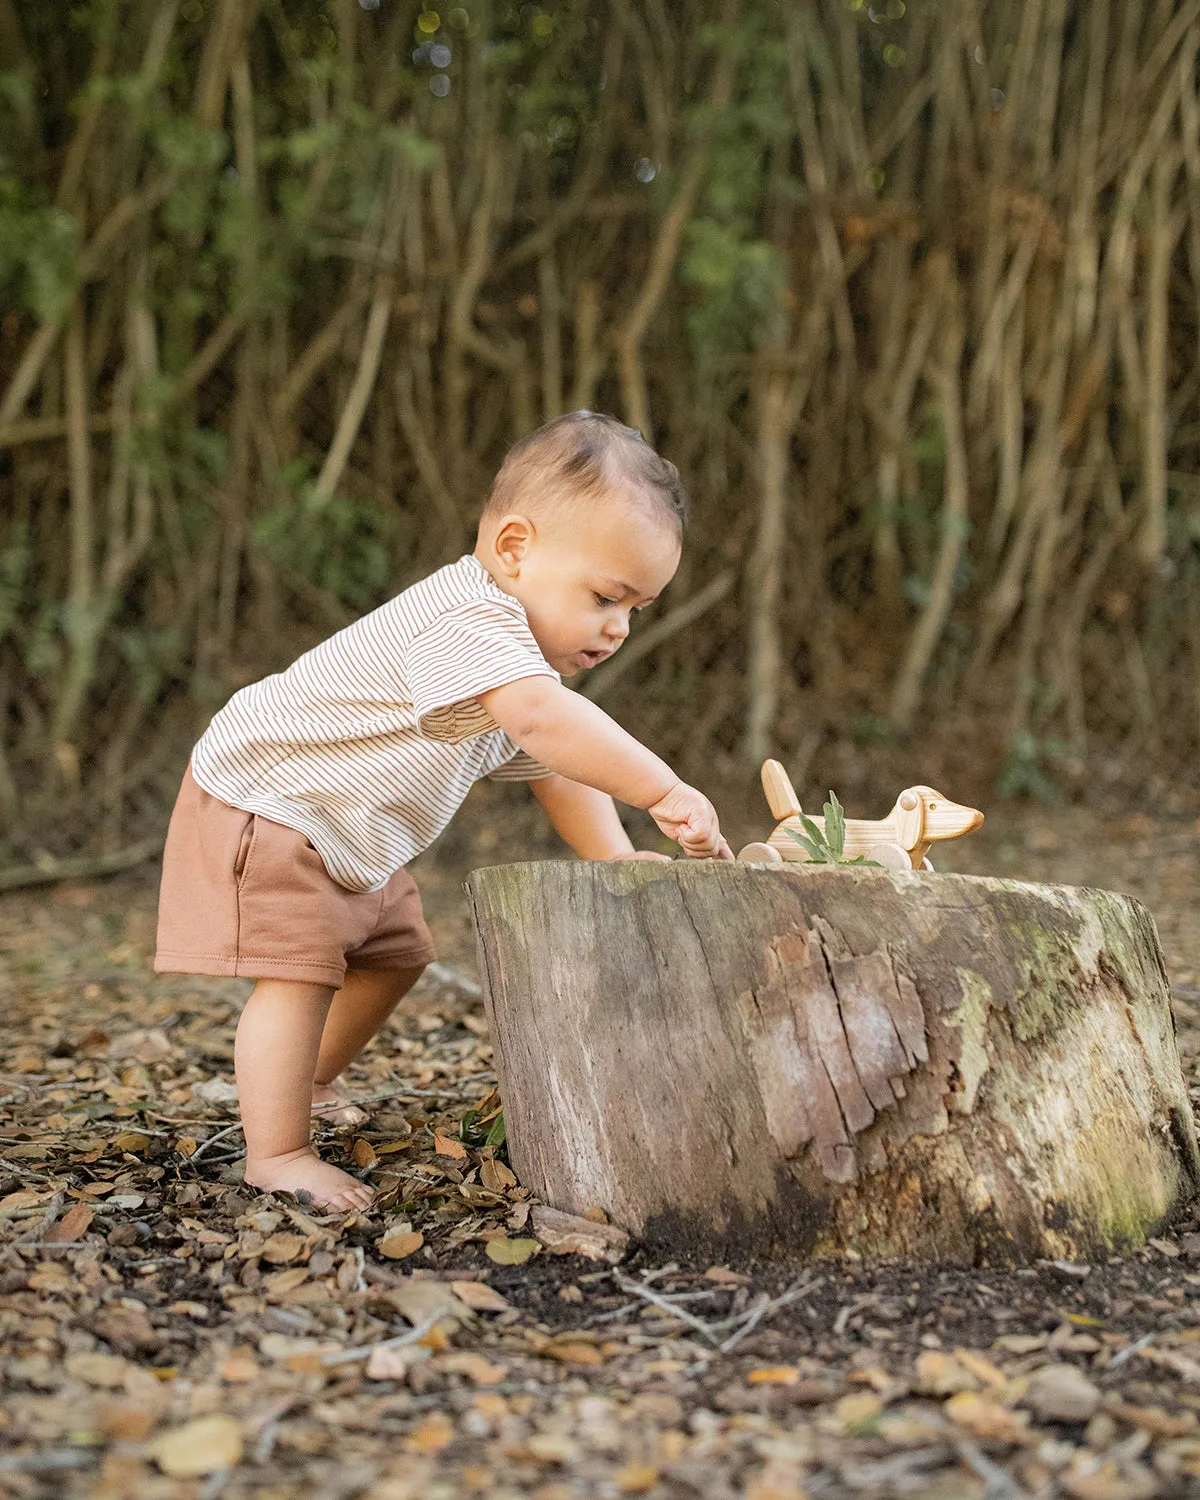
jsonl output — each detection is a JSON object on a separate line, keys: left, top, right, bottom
{"left": 3, "top": 0, "right": 1200, "bottom": 863}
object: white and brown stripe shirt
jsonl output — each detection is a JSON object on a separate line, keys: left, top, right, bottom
{"left": 190, "top": 555, "right": 558, "bottom": 891}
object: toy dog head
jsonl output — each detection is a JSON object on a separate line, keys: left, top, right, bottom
{"left": 893, "top": 786, "right": 984, "bottom": 852}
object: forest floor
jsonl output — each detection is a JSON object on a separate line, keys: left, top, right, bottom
{"left": 3, "top": 789, "right": 1200, "bottom": 1499}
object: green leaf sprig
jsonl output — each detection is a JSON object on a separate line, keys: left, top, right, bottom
{"left": 786, "top": 791, "right": 879, "bottom": 866}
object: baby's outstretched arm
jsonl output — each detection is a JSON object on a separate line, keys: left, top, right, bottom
{"left": 478, "top": 677, "right": 731, "bottom": 859}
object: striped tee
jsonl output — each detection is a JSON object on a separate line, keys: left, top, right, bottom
{"left": 190, "top": 554, "right": 559, "bottom": 892}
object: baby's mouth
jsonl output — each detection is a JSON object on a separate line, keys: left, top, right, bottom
{"left": 575, "top": 648, "right": 611, "bottom": 669}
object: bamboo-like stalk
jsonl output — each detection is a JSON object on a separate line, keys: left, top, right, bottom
{"left": 889, "top": 266, "right": 968, "bottom": 731}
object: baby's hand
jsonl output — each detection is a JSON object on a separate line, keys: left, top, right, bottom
{"left": 605, "top": 850, "right": 672, "bottom": 862}
{"left": 647, "top": 782, "right": 733, "bottom": 860}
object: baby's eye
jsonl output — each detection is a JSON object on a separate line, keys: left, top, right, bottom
{"left": 594, "top": 594, "right": 618, "bottom": 608}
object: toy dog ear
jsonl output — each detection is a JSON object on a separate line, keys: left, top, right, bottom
{"left": 896, "top": 789, "right": 922, "bottom": 850}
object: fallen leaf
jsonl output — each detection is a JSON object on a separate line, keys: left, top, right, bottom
{"left": 945, "top": 1392, "right": 1032, "bottom": 1445}
{"left": 352, "top": 1138, "right": 378, "bottom": 1169}
{"left": 615, "top": 1461, "right": 661, "bottom": 1493}
{"left": 378, "top": 1229, "right": 425, "bottom": 1260}
{"left": 432, "top": 1132, "right": 467, "bottom": 1160}
{"left": 46, "top": 1201, "right": 93, "bottom": 1243}
{"left": 486, "top": 1236, "right": 539, "bottom": 1265}
{"left": 526, "top": 1433, "right": 579, "bottom": 1463}
{"left": 64, "top": 1352, "right": 128, "bottom": 1388}
{"left": 543, "top": 1340, "right": 605, "bottom": 1366}
{"left": 450, "top": 1280, "right": 512, "bottom": 1312}
{"left": 259, "top": 1232, "right": 310, "bottom": 1265}
{"left": 262, "top": 1267, "right": 309, "bottom": 1297}
{"left": 479, "top": 1156, "right": 517, "bottom": 1192}
{"left": 951, "top": 1347, "right": 1008, "bottom": 1389}
{"left": 219, "top": 1347, "right": 259, "bottom": 1383}
{"left": 748, "top": 1366, "right": 801, "bottom": 1386}
{"left": 834, "top": 1393, "right": 882, "bottom": 1433}
{"left": 437, "top": 1352, "right": 508, "bottom": 1384}
{"left": 405, "top": 1411, "right": 454, "bottom": 1453}
{"left": 147, "top": 1414, "right": 243, "bottom": 1477}
{"left": 915, "top": 1349, "right": 980, "bottom": 1395}
{"left": 365, "top": 1346, "right": 412, "bottom": 1380}
{"left": 384, "top": 1280, "right": 471, "bottom": 1328}
{"left": 704, "top": 1266, "right": 751, "bottom": 1285}
{"left": 113, "top": 1131, "right": 152, "bottom": 1153}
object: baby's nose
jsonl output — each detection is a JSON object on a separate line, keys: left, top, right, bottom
{"left": 604, "top": 612, "right": 630, "bottom": 641}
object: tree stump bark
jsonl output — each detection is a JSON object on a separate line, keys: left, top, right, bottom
{"left": 466, "top": 862, "right": 1200, "bottom": 1264}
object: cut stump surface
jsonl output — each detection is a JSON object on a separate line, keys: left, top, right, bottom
{"left": 467, "top": 861, "right": 1200, "bottom": 1263}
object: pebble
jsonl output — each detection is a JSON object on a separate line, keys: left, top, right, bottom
{"left": 1022, "top": 1363, "right": 1102, "bottom": 1423}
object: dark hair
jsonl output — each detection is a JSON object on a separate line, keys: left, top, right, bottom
{"left": 481, "top": 411, "right": 690, "bottom": 532}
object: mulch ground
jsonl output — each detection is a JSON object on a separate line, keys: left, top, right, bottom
{"left": 3, "top": 793, "right": 1200, "bottom": 1499}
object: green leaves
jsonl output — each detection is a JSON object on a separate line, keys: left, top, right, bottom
{"left": 786, "top": 792, "right": 878, "bottom": 866}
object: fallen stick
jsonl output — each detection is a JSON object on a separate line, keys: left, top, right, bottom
{"left": 0, "top": 838, "right": 163, "bottom": 893}
{"left": 320, "top": 1312, "right": 441, "bottom": 1367}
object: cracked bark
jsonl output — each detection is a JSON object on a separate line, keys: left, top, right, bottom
{"left": 467, "top": 862, "right": 1199, "bottom": 1263}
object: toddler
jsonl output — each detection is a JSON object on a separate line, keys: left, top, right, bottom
{"left": 155, "top": 411, "right": 731, "bottom": 1210}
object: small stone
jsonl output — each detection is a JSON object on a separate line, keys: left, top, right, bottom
{"left": 1022, "top": 1363, "right": 1102, "bottom": 1423}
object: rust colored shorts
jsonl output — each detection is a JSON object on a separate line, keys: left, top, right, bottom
{"left": 154, "top": 768, "right": 437, "bottom": 988}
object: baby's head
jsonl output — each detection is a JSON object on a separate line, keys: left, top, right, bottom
{"left": 475, "top": 412, "right": 688, "bottom": 676}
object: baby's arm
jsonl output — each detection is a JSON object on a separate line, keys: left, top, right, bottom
{"left": 478, "top": 677, "right": 731, "bottom": 859}
{"left": 530, "top": 775, "right": 667, "bottom": 860}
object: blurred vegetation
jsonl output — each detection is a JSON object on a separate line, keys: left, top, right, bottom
{"left": 2, "top": 0, "right": 1200, "bottom": 862}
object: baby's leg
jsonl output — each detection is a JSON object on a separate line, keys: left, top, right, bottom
{"left": 235, "top": 978, "right": 374, "bottom": 1212}
{"left": 312, "top": 966, "right": 426, "bottom": 1116}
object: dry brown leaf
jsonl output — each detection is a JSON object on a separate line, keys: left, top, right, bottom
{"left": 833, "top": 1393, "right": 883, "bottom": 1432}
{"left": 113, "top": 1131, "right": 152, "bottom": 1153}
{"left": 945, "top": 1392, "right": 1032, "bottom": 1445}
{"left": 915, "top": 1349, "right": 980, "bottom": 1395}
{"left": 543, "top": 1340, "right": 604, "bottom": 1366}
{"left": 951, "top": 1348, "right": 1008, "bottom": 1389}
{"left": 47, "top": 1200, "right": 93, "bottom": 1243}
{"left": 486, "top": 1236, "right": 539, "bottom": 1265}
{"left": 704, "top": 1266, "right": 751, "bottom": 1285}
{"left": 614, "top": 1461, "right": 661, "bottom": 1494}
{"left": 450, "top": 1280, "right": 512, "bottom": 1312}
{"left": 259, "top": 1232, "right": 310, "bottom": 1265}
{"left": 378, "top": 1229, "right": 425, "bottom": 1260}
{"left": 432, "top": 1132, "right": 467, "bottom": 1159}
{"left": 748, "top": 1366, "right": 801, "bottom": 1385}
{"left": 262, "top": 1267, "right": 309, "bottom": 1297}
{"left": 479, "top": 1156, "right": 517, "bottom": 1192}
{"left": 64, "top": 1352, "right": 127, "bottom": 1388}
{"left": 352, "top": 1138, "right": 378, "bottom": 1169}
{"left": 148, "top": 1414, "right": 243, "bottom": 1477}
{"left": 404, "top": 1411, "right": 454, "bottom": 1453}
{"left": 437, "top": 1352, "right": 508, "bottom": 1384}
{"left": 219, "top": 1347, "right": 259, "bottom": 1383}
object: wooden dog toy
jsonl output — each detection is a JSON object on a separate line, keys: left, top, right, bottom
{"left": 738, "top": 760, "right": 984, "bottom": 870}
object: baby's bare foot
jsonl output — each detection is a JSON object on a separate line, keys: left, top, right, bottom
{"left": 310, "top": 1083, "right": 370, "bottom": 1127}
{"left": 245, "top": 1147, "right": 374, "bottom": 1212}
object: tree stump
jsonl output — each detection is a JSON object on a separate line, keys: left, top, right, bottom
{"left": 466, "top": 862, "right": 1200, "bottom": 1263}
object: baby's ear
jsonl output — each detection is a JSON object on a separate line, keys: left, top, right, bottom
{"left": 494, "top": 514, "right": 535, "bottom": 572}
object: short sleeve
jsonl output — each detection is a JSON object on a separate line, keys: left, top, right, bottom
{"left": 407, "top": 600, "right": 558, "bottom": 743}
{"left": 485, "top": 745, "right": 556, "bottom": 783}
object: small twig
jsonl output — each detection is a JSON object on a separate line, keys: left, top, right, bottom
{"left": 719, "top": 1277, "right": 821, "bottom": 1353}
{"left": 1107, "top": 1330, "right": 1156, "bottom": 1370}
{"left": 189, "top": 1122, "right": 245, "bottom": 1163}
{"left": 614, "top": 1274, "right": 724, "bottom": 1346}
{"left": 320, "top": 1312, "right": 441, "bottom": 1367}
{"left": 953, "top": 1436, "right": 1031, "bottom": 1500}
{"left": 585, "top": 1288, "right": 727, "bottom": 1327}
